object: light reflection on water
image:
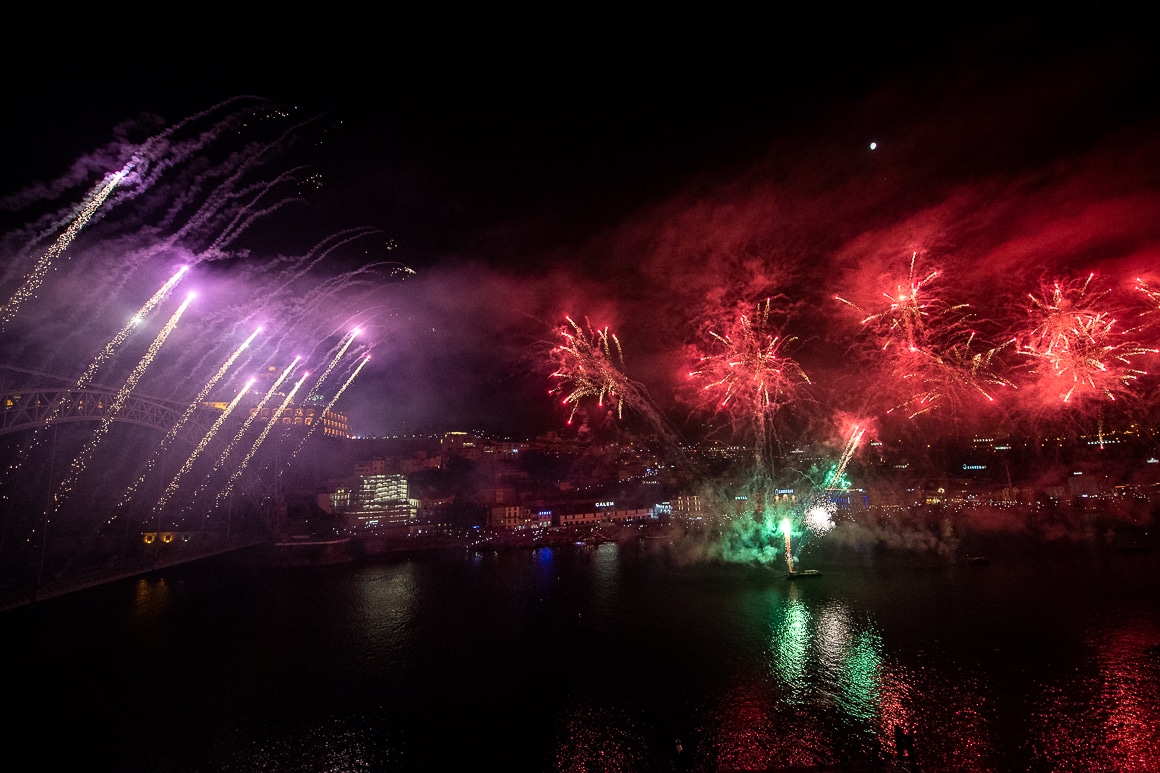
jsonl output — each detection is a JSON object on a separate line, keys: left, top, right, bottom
{"left": 350, "top": 561, "right": 417, "bottom": 671}
{"left": 6, "top": 542, "right": 1160, "bottom": 771}
{"left": 1026, "top": 609, "right": 1160, "bottom": 772}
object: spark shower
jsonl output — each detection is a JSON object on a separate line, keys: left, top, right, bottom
{"left": 0, "top": 99, "right": 408, "bottom": 579}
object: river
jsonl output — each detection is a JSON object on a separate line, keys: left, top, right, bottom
{"left": 5, "top": 536, "right": 1160, "bottom": 771}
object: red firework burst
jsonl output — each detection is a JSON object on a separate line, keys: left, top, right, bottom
{"left": 1016, "top": 273, "right": 1157, "bottom": 404}
{"left": 688, "top": 298, "right": 811, "bottom": 431}
{"left": 837, "top": 253, "right": 1014, "bottom": 418}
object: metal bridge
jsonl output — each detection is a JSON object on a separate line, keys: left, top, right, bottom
{"left": 1, "top": 385, "right": 217, "bottom": 442}
{"left": 0, "top": 368, "right": 278, "bottom": 610}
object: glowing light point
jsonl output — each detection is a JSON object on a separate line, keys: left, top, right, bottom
{"left": 870, "top": 141, "right": 877, "bottom": 150}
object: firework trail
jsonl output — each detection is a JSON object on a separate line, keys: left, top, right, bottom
{"left": 0, "top": 167, "right": 129, "bottom": 331}
{"left": 283, "top": 354, "right": 371, "bottom": 471}
{"left": 188, "top": 231, "right": 401, "bottom": 377}
{"left": 550, "top": 316, "right": 635, "bottom": 424}
{"left": 779, "top": 517, "right": 794, "bottom": 573}
{"left": 798, "top": 423, "right": 866, "bottom": 544}
{"left": 1016, "top": 273, "right": 1157, "bottom": 404}
{"left": 257, "top": 230, "right": 390, "bottom": 304}
{"left": 12, "top": 97, "right": 269, "bottom": 217}
{"left": 214, "top": 371, "right": 310, "bottom": 506}
{"left": 201, "top": 167, "right": 310, "bottom": 254}
{"left": 188, "top": 357, "right": 301, "bottom": 503}
{"left": 117, "top": 325, "right": 263, "bottom": 509}
{"left": 75, "top": 266, "right": 190, "bottom": 390}
{"left": 304, "top": 327, "right": 359, "bottom": 402}
{"left": 0, "top": 266, "right": 192, "bottom": 484}
{"left": 688, "top": 298, "right": 811, "bottom": 472}
{"left": 49, "top": 292, "right": 195, "bottom": 514}
{"left": 151, "top": 377, "right": 256, "bottom": 519}
{"left": 32, "top": 105, "right": 321, "bottom": 357}
{"left": 828, "top": 424, "right": 866, "bottom": 488}
{"left": 1135, "top": 278, "right": 1160, "bottom": 315}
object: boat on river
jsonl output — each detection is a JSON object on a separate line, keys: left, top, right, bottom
{"left": 269, "top": 535, "right": 354, "bottom": 567}
{"left": 785, "top": 569, "right": 822, "bottom": 580}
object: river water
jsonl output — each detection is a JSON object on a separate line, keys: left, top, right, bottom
{"left": 6, "top": 537, "right": 1160, "bottom": 772}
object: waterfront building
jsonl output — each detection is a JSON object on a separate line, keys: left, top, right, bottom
{"left": 329, "top": 473, "right": 419, "bottom": 534}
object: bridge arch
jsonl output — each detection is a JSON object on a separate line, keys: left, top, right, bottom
{"left": 1, "top": 387, "right": 220, "bottom": 443}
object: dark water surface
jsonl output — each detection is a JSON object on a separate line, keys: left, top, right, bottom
{"left": 6, "top": 539, "right": 1160, "bottom": 772}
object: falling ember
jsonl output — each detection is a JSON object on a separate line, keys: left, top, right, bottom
{"left": 1134, "top": 278, "right": 1160, "bottom": 315}
{"left": 118, "top": 324, "right": 262, "bottom": 509}
{"left": 215, "top": 371, "right": 311, "bottom": 506}
{"left": 152, "top": 378, "right": 256, "bottom": 516}
{"left": 305, "top": 327, "right": 360, "bottom": 402}
{"left": 50, "top": 292, "right": 195, "bottom": 514}
{"left": 0, "top": 166, "right": 130, "bottom": 331}
{"left": 284, "top": 354, "right": 371, "bottom": 470}
{"left": 549, "top": 316, "right": 633, "bottom": 423}
{"left": 190, "top": 356, "right": 302, "bottom": 503}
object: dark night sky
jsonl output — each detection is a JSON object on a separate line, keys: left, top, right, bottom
{"left": 2, "top": 11, "right": 1159, "bottom": 442}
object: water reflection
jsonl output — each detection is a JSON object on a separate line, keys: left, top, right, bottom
{"left": 591, "top": 542, "right": 620, "bottom": 615}
{"left": 554, "top": 700, "right": 650, "bottom": 772}
{"left": 695, "top": 581, "right": 1006, "bottom": 769}
{"left": 130, "top": 576, "right": 170, "bottom": 616}
{"left": 1027, "top": 608, "right": 1160, "bottom": 772}
{"left": 696, "top": 677, "right": 832, "bottom": 770}
{"left": 838, "top": 628, "right": 882, "bottom": 724}
{"left": 351, "top": 562, "right": 417, "bottom": 669}
{"left": 770, "top": 588, "right": 811, "bottom": 703}
{"left": 11, "top": 545, "right": 1159, "bottom": 771}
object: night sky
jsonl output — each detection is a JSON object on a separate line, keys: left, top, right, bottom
{"left": 2, "top": 11, "right": 1158, "bottom": 444}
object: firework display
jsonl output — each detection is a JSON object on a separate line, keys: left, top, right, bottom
{"left": 551, "top": 256, "right": 1160, "bottom": 571}
{"left": 284, "top": 353, "right": 372, "bottom": 470}
{"left": 1016, "top": 274, "right": 1157, "bottom": 404}
{"left": 550, "top": 316, "right": 634, "bottom": 424}
{"left": 688, "top": 298, "right": 811, "bottom": 471}
{"left": 836, "top": 253, "right": 1016, "bottom": 419}
{"left": 215, "top": 370, "right": 311, "bottom": 506}
{"left": 0, "top": 167, "right": 129, "bottom": 331}
{"left": 0, "top": 100, "right": 406, "bottom": 574}
{"left": 50, "top": 292, "right": 196, "bottom": 514}
{"left": 151, "top": 378, "right": 256, "bottom": 518}
{"left": 4, "top": 87, "right": 1160, "bottom": 587}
